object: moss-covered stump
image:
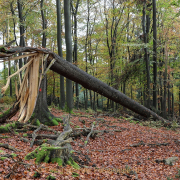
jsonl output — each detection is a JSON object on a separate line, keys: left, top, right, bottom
{"left": 25, "top": 143, "right": 79, "bottom": 169}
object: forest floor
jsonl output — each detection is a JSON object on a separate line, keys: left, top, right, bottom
{"left": 1, "top": 107, "right": 180, "bottom": 180}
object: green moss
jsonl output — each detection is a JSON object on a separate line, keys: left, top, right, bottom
{"left": 11, "top": 153, "right": 17, "bottom": 157}
{"left": 34, "top": 119, "right": 41, "bottom": 126}
{"left": 35, "top": 147, "right": 50, "bottom": 164}
{"left": 34, "top": 171, "right": 41, "bottom": 178}
{"left": 43, "top": 139, "right": 48, "bottom": 143}
{"left": 31, "top": 113, "right": 35, "bottom": 119}
{"left": 25, "top": 144, "right": 64, "bottom": 165}
{"left": 0, "top": 157, "right": 7, "bottom": 161}
{"left": 0, "top": 150, "right": 4, "bottom": 153}
{"left": 0, "top": 122, "right": 16, "bottom": 133}
{"left": 44, "top": 154, "right": 50, "bottom": 163}
{"left": 72, "top": 172, "right": 79, "bottom": 177}
{"left": 54, "top": 118, "right": 62, "bottom": 123}
{"left": 51, "top": 157, "right": 63, "bottom": 166}
{"left": 47, "top": 175, "right": 56, "bottom": 180}
{"left": 23, "top": 133, "right": 28, "bottom": 137}
{"left": 44, "top": 119, "right": 59, "bottom": 126}
{"left": 51, "top": 119, "right": 59, "bottom": 126}
{"left": 67, "top": 157, "right": 80, "bottom": 169}
{"left": 1, "top": 136, "right": 10, "bottom": 138}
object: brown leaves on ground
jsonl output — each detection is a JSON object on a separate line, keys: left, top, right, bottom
{"left": 1, "top": 109, "right": 180, "bottom": 180}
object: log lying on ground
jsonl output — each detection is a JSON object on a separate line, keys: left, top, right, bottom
{"left": 0, "top": 46, "right": 170, "bottom": 125}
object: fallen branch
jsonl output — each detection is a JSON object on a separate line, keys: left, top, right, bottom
{"left": 26, "top": 133, "right": 58, "bottom": 139}
{"left": 53, "top": 115, "right": 72, "bottom": 146}
{"left": 85, "top": 122, "right": 95, "bottom": 146}
{"left": 30, "top": 124, "right": 43, "bottom": 147}
{"left": 130, "top": 141, "right": 170, "bottom": 148}
{"left": 23, "top": 124, "right": 59, "bottom": 134}
{"left": 0, "top": 143, "right": 21, "bottom": 152}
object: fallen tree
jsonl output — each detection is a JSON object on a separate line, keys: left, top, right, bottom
{"left": 0, "top": 46, "right": 170, "bottom": 125}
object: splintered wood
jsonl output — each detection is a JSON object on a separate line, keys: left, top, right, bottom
{"left": 1, "top": 53, "right": 44, "bottom": 123}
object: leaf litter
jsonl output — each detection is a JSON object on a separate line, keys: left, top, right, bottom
{"left": 0, "top": 109, "right": 180, "bottom": 179}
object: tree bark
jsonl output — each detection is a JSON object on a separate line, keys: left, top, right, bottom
{"left": 153, "top": 0, "right": 157, "bottom": 109}
{"left": 56, "top": 0, "right": 65, "bottom": 109}
{"left": 41, "top": 0, "right": 47, "bottom": 48}
{"left": 64, "top": 0, "right": 73, "bottom": 112}
{"left": 71, "top": 0, "right": 80, "bottom": 109}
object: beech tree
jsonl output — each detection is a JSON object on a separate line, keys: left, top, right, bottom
{"left": 64, "top": 0, "right": 73, "bottom": 112}
{"left": 56, "top": 0, "right": 65, "bottom": 109}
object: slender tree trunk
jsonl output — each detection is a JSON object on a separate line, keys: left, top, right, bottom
{"left": 153, "top": 0, "right": 157, "bottom": 108}
{"left": 8, "top": 61, "right": 12, "bottom": 96}
{"left": 64, "top": 0, "right": 73, "bottom": 112}
{"left": 17, "top": 0, "right": 25, "bottom": 67}
{"left": 179, "top": 86, "right": 180, "bottom": 117}
{"left": 71, "top": 0, "right": 80, "bottom": 109}
{"left": 142, "top": 1, "right": 150, "bottom": 108}
{"left": 162, "top": 44, "right": 168, "bottom": 119}
{"left": 171, "top": 73, "right": 174, "bottom": 118}
{"left": 56, "top": 0, "right": 65, "bottom": 109}
{"left": 90, "top": 90, "right": 92, "bottom": 109}
{"left": 41, "top": 0, "right": 47, "bottom": 48}
{"left": 168, "top": 74, "right": 171, "bottom": 117}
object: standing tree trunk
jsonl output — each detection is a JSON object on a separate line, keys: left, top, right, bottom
{"left": 41, "top": 0, "right": 47, "bottom": 48}
{"left": 64, "top": 0, "right": 73, "bottom": 112}
{"left": 153, "top": 0, "right": 157, "bottom": 109}
{"left": 162, "top": 44, "right": 168, "bottom": 119}
{"left": 17, "top": 0, "right": 25, "bottom": 79}
{"left": 56, "top": 0, "right": 65, "bottom": 109}
{"left": 142, "top": 0, "right": 150, "bottom": 108}
{"left": 71, "top": 0, "right": 80, "bottom": 109}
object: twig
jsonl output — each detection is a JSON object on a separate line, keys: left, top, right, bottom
{"left": 30, "top": 124, "right": 43, "bottom": 147}
{"left": 85, "top": 122, "right": 95, "bottom": 146}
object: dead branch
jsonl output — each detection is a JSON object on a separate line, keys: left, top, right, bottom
{"left": 85, "top": 123, "right": 95, "bottom": 146}
{"left": 130, "top": 141, "right": 170, "bottom": 147}
{"left": 0, "top": 143, "right": 21, "bottom": 152}
{"left": 23, "top": 124, "right": 59, "bottom": 134}
{"left": 30, "top": 124, "right": 43, "bottom": 147}
{"left": 53, "top": 115, "right": 72, "bottom": 146}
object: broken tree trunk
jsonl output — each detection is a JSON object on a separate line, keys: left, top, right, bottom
{"left": 0, "top": 46, "right": 169, "bottom": 125}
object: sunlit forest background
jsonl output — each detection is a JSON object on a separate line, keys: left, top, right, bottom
{"left": 0, "top": 0, "right": 180, "bottom": 120}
